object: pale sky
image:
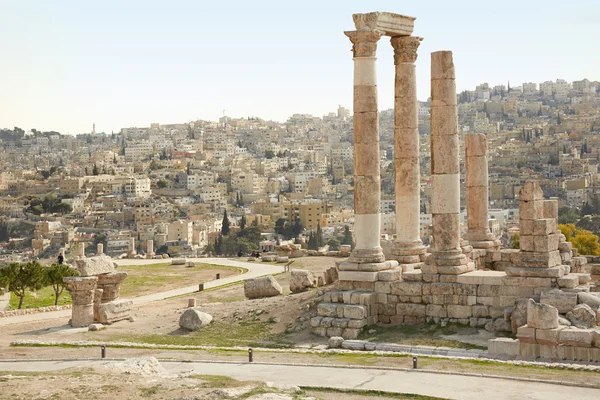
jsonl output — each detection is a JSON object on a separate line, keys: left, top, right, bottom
{"left": 1, "top": 0, "right": 599, "bottom": 134}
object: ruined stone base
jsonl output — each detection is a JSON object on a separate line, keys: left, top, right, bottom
{"left": 311, "top": 290, "right": 378, "bottom": 339}
{"left": 97, "top": 300, "right": 133, "bottom": 324}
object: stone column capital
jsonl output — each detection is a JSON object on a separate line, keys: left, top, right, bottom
{"left": 344, "top": 29, "right": 383, "bottom": 58}
{"left": 390, "top": 36, "right": 423, "bottom": 64}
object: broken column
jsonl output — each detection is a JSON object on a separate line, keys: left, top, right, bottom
{"left": 97, "top": 243, "right": 104, "bottom": 255}
{"left": 128, "top": 237, "right": 135, "bottom": 258}
{"left": 464, "top": 133, "right": 500, "bottom": 249}
{"left": 390, "top": 35, "right": 426, "bottom": 265}
{"left": 146, "top": 239, "right": 154, "bottom": 259}
{"left": 507, "top": 181, "right": 563, "bottom": 280}
{"left": 96, "top": 271, "right": 128, "bottom": 303}
{"left": 428, "top": 51, "right": 470, "bottom": 275}
{"left": 64, "top": 276, "right": 98, "bottom": 327}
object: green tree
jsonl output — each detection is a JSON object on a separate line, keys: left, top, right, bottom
{"left": 341, "top": 225, "right": 353, "bottom": 248}
{"left": 558, "top": 206, "right": 580, "bottom": 224}
{"left": 511, "top": 232, "right": 520, "bottom": 249}
{"left": 316, "top": 224, "right": 324, "bottom": 248}
{"left": 0, "top": 262, "right": 46, "bottom": 309}
{"left": 240, "top": 215, "right": 246, "bottom": 231}
{"left": 221, "top": 209, "right": 230, "bottom": 236}
{"left": 92, "top": 164, "right": 99, "bottom": 176}
{"left": 265, "top": 150, "right": 275, "bottom": 159}
{"left": 45, "top": 263, "right": 79, "bottom": 306}
{"left": 307, "top": 232, "right": 317, "bottom": 250}
{"left": 327, "top": 238, "right": 340, "bottom": 251}
{"left": 548, "top": 152, "right": 559, "bottom": 166}
{"left": 581, "top": 202, "right": 594, "bottom": 216}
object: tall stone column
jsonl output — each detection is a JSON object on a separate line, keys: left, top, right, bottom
{"left": 429, "top": 51, "right": 469, "bottom": 273}
{"left": 338, "top": 28, "right": 398, "bottom": 286}
{"left": 390, "top": 36, "right": 425, "bottom": 265}
{"left": 345, "top": 29, "right": 385, "bottom": 265}
{"left": 464, "top": 133, "right": 499, "bottom": 248}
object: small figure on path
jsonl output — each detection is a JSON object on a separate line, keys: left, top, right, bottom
{"left": 58, "top": 252, "right": 64, "bottom": 265}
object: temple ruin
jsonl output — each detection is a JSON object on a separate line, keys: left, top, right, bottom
{"left": 311, "top": 12, "right": 600, "bottom": 362}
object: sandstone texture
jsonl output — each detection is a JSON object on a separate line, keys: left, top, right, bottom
{"left": 179, "top": 308, "right": 213, "bottom": 331}
{"left": 244, "top": 276, "right": 283, "bottom": 299}
{"left": 289, "top": 269, "right": 317, "bottom": 293}
{"left": 75, "top": 255, "right": 115, "bottom": 277}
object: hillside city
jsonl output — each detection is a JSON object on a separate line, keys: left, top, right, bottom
{"left": 0, "top": 78, "right": 599, "bottom": 263}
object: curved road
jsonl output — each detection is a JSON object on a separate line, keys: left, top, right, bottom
{"left": 0, "top": 258, "right": 283, "bottom": 327}
{"left": 0, "top": 360, "right": 597, "bottom": 400}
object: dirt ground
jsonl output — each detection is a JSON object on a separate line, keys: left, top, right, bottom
{"left": 0, "top": 366, "right": 440, "bottom": 400}
{"left": 1, "top": 257, "right": 599, "bottom": 392}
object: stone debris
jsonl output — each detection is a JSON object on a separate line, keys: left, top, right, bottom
{"left": 577, "top": 292, "right": 600, "bottom": 311}
{"left": 88, "top": 323, "right": 104, "bottom": 331}
{"left": 198, "top": 386, "right": 256, "bottom": 399}
{"left": 327, "top": 336, "right": 344, "bottom": 348}
{"left": 102, "top": 357, "right": 168, "bottom": 376}
{"left": 179, "top": 309, "right": 213, "bottom": 331}
{"left": 526, "top": 299, "right": 559, "bottom": 330}
{"left": 244, "top": 276, "right": 282, "bottom": 299}
{"left": 265, "top": 382, "right": 301, "bottom": 393}
{"left": 566, "top": 304, "right": 597, "bottom": 329}
{"left": 289, "top": 269, "right": 317, "bottom": 293}
{"left": 97, "top": 300, "right": 133, "bottom": 325}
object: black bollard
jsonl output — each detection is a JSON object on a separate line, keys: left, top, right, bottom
{"left": 198, "top": 283, "right": 204, "bottom": 292}
{"left": 248, "top": 348, "right": 253, "bottom": 362}
{"left": 101, "top": 345, "right": 106, "bottom": 359}
{"left": 412, "top": 356, "right": 418, "bottom": 369}
{"left": 216, "top": 273, "right": 220, "bottom": 280}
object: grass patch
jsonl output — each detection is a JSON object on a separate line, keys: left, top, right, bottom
{"left": 112, "top": 321, "right": 292, "bottom": 348}
{"left": 358, "top": 323, "right": 487, "bottom": 350}
{"left": 316, "top": 352, "right": 410, "bottom": 365}
{"left": 118, "top": 263, "right": 244, "bottom": 298}
{"left": 139, "top": 385, "right": 161, "bottom": 397}
{"left": 8, "top": 286, "right": 71, "bottom": 310}
{"left": 305, "top": 387, "right": 448, "bottom": 399}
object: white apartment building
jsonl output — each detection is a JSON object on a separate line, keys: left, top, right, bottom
{"left": 231, "top": 171, "right": 267, "bottom": 194}
{"left": 187, "top": 172, "right": 216, "bottom": 190}
{"left": 125, "top": 142, "right": 153, "bottom": 162}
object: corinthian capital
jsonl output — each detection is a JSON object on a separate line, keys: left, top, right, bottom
{"left": 344, "top": 29, "right": 383, "bottom": 58}
{"left": 390, "top": 36, "right": 423, "bottom": 64}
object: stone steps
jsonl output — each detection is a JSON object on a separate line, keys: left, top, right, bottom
{"left": 321, "top": 290, "right": 377, "bottom": 305}
{"left": 312, "top": 292, "right": 378, "bottom": 339}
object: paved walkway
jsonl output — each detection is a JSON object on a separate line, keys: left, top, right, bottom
{"left": 0, "top": 258, "right": 283, "bottom": 327}
{"left": 0, "top": 360, "right": 597, "bottom": 400}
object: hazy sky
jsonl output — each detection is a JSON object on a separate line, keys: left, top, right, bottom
{"left": 1, "top": 0, "right": 599, "bottom": 134}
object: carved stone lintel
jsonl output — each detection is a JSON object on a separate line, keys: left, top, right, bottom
{"left": 390, "top": 36, "right": 423, "bottom": 64}
{"left": 345, "top": 30, "right": 383, "bottom": 58}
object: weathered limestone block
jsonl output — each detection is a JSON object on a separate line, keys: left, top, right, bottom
{"left": 559, "top": 328, "right": 594, "bottom": 348}
{"left": 535, "top": 326, "right": 565, "bottom": 345}
{"left": 447, "top": 305, "right": 472, "bottom": 319}
{"left": 527, "top": 299, "right": 559, "bottom": 330}
{"left": 289, "top": 269, "right": 317, "bottom": 293}
{"left": 510, "top": 251, "right": 561, "bottom": 268}
{"left": 74, "top": 255, "right": 115, "bottom": 277}
{"left": 578, "top": 292, "right": 600, "bottom": 311}
{"left": 171, "top": 259, "right": 186, "bottom": 265}
{"left": 505, "top": 266, "right": 564, "bottom": 278}
{"left": 485, "top": 318, "right": 511, "bottom": 333}
{"left": 540, "top": 289, "right": 578, "bottom": 313}
{"left": 243, "top": 276, "right": 282, "bottom": 299}
{"left": 487, "top": 338, "right": 520, "bottom": 356}
{"left": 566, "top": 304, "right": 597, "bottom": 329}
{"left": 517, "top": 325, "right": 537, "bottom": 344}
{"left": 510, "top": 299, "right": 529, "bottom": 334}
{"left": 179, "top": 308, "right": 212, "bottom": 331}
{"left": 396, "top": 303, "right": 426, "bottom": 317}
{"left": 324, "top": 266, "right": 338, "bottom": 284}
{"left": 557, "top": 274, "right": 580, "bottom": 289}
{"left": 97, "top": 300, "right": 133, "bottom": 325}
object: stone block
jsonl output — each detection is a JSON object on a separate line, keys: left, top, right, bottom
{"left": 473, "top": 305, "right": 489, "bottom": 318}
{"left": 557, "top": 274, "right": 579, "bottom": 289}
{"left": 559, "top": 328, "right": 593, "bottom": 348}
{"left": 426, "top": 304, "right": 447, "bottom": 318}
{"left": 396, "top": 303, "right": 426, "bottom": 317}
{"left": 374, "top": 281, "right": 391, "bottom": 294}
{"left": 510, "top": 250, "right": 560, "bottom": 268}
{"left": 533, "top": 234, "right": 559, "bottom": 252}
{"left": 179, "top": 309, "right": 212, "bottom": 331}
{"left": 402, "top": 270, "right": 423, "bottom": 282}
{"left": 338, "top": 270, "right": 379, "bottom": 282}
{"left": 390, "top": 281, "right": 422, "bottom": 296}
{"left": 488, "top": 338, "right": 520, "bottom": 356}
{"left": 517, "top": 325, "right": 537, "bottom": 344}
{"left": 578, "top": 292, "right": 600, "bottom": 311}
{"left": 97, "top": 300, "right": 133, "bottom": 325}
{"left": 538, "top": 344, "right": 559, "bottom": 360}
{"left": 437, "top": 264, "right": 474, "bottom": 275}
{"left": 535, "top": 327, "right": 565, "bottom": 345}
{"left": 527, "top": 299, "right": 559, "bottom": 330}
{"left": 378, "top": 269, "right": 401, "bottom": 281}
{"left": 520, "top": 199, "right": 544, "bottom": 220}
{"left": 566, "top": 304, "right": 596, "bottom": 329}
{"left": 317, "top": 303, "right": 338, "bottom": 317}
{"left": 311, "top": 327, "right": 327, "bottom": 337}
{"left": 289, "top": 269, "right": 317, "bottom": 293}
{"left": 343, "top": 305, "right": 367, "bottom": 320}
{"left": 447, "top": 304, "right": 472, "bottom": 319}
{"left": 501, "top": 276, "right": 553, "bottom": 287}
{"left": 519, "top": 342, "right": 540, "bottom": 359}
{"left": 505, "top": 266, "right": 564, "bottom": 278}
{"left": 533, "top": 219, "right": 558, "bottom": 236}
{"left": 540, "top": 289, "right": 578, "bottom": 313}
{"left": 244, "top": 276, "right": 282, "bottom": 299}
{"left": 519, "top": 235, "right": 535, "bottom": 252}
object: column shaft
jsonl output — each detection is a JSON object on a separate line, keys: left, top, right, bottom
{"left": 345, "top": 29, "right": 385, "bottom": 264}
{"left": 391, "top": 36, "right": 425, "bottom": 264}
{"left": 430, "top": 51, "right": 467, "bottom": 267}
{"left": 465, "top": 133, "right": 497, "bottom": 247}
